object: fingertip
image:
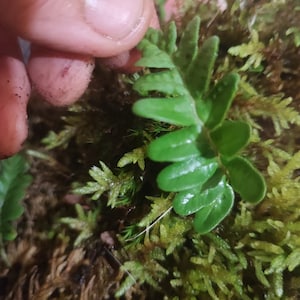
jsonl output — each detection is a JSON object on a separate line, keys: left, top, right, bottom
{"left": 0, "top": 0, "right": 155, "bottom": 57}
{"left": 0, "top": 27, "right": 30, "bottom": 158}
{"left": 28, "top": 46, "right": 95, "bottom": 106}
{"left": 98, "top": 4, "right": 160, "bottom": 74}
{"left": 0, "top": 57, "right": 30, "bottom": 158}
{"left": 98, "top": 48, "right": 142, "bottom": 73}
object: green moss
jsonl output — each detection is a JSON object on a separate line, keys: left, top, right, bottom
{"left": 4, "top": 0, "right": 300, "bottom": 299}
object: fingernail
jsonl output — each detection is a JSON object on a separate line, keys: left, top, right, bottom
{"left": 84, "top": 0, "right": 145, "bottom": 40}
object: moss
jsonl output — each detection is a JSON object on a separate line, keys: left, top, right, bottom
{"left": 2, "top": 0, "right": 300, "bottom": 299}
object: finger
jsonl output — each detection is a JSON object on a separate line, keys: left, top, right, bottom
{"left": 27, "top": 0, "right": 157, "bottom": 106}
{"left": 0, "top": 27, "right": 30, "bottom": 158}
{"left": 99, "top": 4, "right": 160, "bottom": 72}
{"left": 28, "top": 46, "right": 94, "bottom": 106}
{"left": 0, "top": 0, "right": 154, "bottom": 57}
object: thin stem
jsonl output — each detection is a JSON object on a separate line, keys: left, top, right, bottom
{"left": 125, "top": 206, "right": 173, "bottom": 242}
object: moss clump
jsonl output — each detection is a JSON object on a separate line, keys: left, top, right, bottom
{"left": 1, "top": 1, "right": 300, "bottom": 299}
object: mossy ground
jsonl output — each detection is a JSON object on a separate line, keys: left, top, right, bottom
{"left": 1, "top": 1, "right": 300, "bottom": 299}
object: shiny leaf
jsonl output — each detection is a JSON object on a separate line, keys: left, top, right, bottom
{"left": 175, "top": 16, "right": 200, "bottom": 72}
{"left": 186, "top": 36, "right": 219, "bottom": 99}
{"left": 205, "top": 73, "right": 240, "bottom": 130}
{"left": 147, "top": 126, "right": 201, "bottom": 162}
{"left": 157, "top": 156, "right": 219, "bottom": 192}
{"left": 163, "top": 21, "right": 177, "bottom": 55}
{"left": 211, "top": 120, "right": 251, "bottom": 157}
{"left": 136, "top": 34, "right": 175, "bottom": 68}
{"left": 193, "top": 183, "right": 234, "bottom": 234}
{"left": 133, "top": 69, "right": 186, "bottom": 96}
{"left": 225, "top": 156, "right": 266, "bottom": 203}
{"left": 173, "top": 175, "right": 227, "bottom": 216}
{"left": 132, "top": 97, "right": 197, "bottom": 126}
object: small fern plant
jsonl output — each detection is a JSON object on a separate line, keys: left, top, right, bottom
{"left": 132, "top": 17, "right": 266, "bottom": 234}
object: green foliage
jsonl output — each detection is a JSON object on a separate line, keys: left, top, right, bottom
{"left": 20, "top": 1, "right": 300, "bottom": 299}
{"left": 115, "top": 260, "right": 168, "bottom": 297}
{"left": 117, "top": 147, "right": 146, "bottom": 170}
{"left": 231, "top": 204, "right": 300, "bottom": 299}
{"left": 210, "top": 121, "right": 251, "bottom": 157}
{"left": 232, "top": 93, "right": 300, "bottom": 137}
{"left": 169, "top": 233, "right": 249, "bottom": 300}
{"left": 155, "top": 0, "right": 167, "bottom": 21}
{"left": 117, "top": 5, "right": 300, "bottom": 294}
{"left": 192, "top": 179, "right": 234, "bottom": 233}
{"left": 123, "top": 195, "right": 174, "bottom": 248}
{"left": 224, "top": 157, "right": 266, "bottom": 203}
{"left": 132, "top": 17, "right": 266, "bottom": 233}
{"left": 117, "top": 210, "right": 192, "bottom": 297}
{"left": 42, "top": 103, "right": 106, "bottom": 149}
{"left": 60, "top": 203, "right": 99, "bottom": 246}
{"left": 0, "top": 155, "right": 32, "bottom": 242}
{"left": 286, "top": 27, "right": 300, "bottom": 47}
{"left": 137, "top": 195, "right": 173, "bottom": 228}
{"left": 118, "top": 208, "right": 251, "bottom": 299}
{"left": 42, "top": 126, "right": 75, "bottom": 150}
{"left": 228, "top": 30, "right": 265, "bottom": 72}
{"left": 73, "top": 161, "right": 136, "bottom": 208}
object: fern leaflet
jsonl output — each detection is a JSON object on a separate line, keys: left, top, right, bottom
{"left": 0, "top": 155, "right": 32, "bottom": 241}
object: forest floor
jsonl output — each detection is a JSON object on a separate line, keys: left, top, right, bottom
{"left": 1, "top": 1, "right": 300, "bottom": 299}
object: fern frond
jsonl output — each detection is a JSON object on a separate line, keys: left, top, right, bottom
{"left": 0, "top": 155, "right": 32, "bottom": 241}
{"left": 132, "top": 17, "right": 266, "bottom": 233}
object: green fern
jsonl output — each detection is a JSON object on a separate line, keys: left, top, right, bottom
{"left": 0, "top": 155, "right": 32, "bottom": 241}
{"left": 132, "top": 17, "right": 266, "bottom": 234}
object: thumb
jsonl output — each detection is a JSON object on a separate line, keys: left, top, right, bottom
{"left": 0, "top": 0, "right": 153, "bottom": 57}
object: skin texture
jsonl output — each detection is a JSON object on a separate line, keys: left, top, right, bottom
{"left": 28, "top": 46, "right": 95, "bottom": 106}
{"left": 0, "top": 0, "right": 157, "bottom": 158}
{"left": 0, "top": 28, "right": 30, "bottom": 158}
{"left": 0, "top": 0, "right": 213, "bottom": 158}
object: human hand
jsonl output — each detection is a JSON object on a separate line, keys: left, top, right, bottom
{"left": 0, "top": 0, "right": 158, "bottom": 158}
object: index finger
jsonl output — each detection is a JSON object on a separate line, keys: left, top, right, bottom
{"left": 0, "top": 0, "right": 154, "bottom": 57}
